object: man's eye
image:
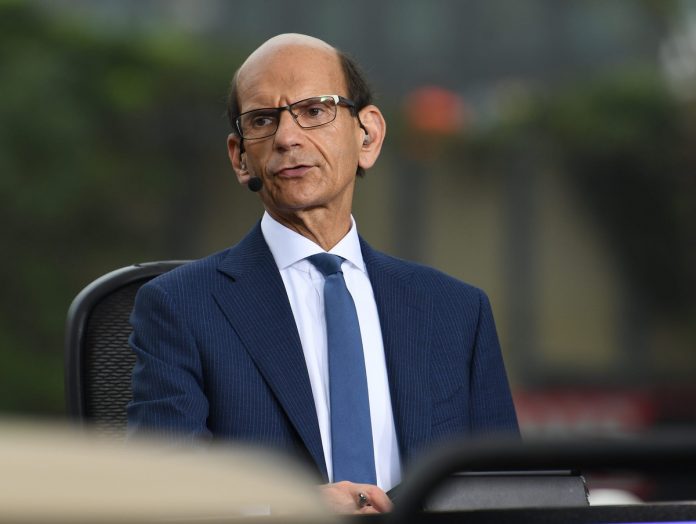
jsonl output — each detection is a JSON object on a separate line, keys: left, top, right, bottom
{"left": 251, "top": 114, "right": 276, "bottom": 127}
{"left": 302, "top": 103, "right": 329, "bottom": 119}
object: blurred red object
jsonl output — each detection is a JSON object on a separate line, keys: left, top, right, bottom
{"left": 404, "top": 86, "right": 468, "bottom": 135}
{"left": 514, "top": 389, "right": 658, "bottom": 437}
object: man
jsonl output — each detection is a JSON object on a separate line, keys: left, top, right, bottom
{"left": 128, "top": 33, "right": 518, "bottom": 514}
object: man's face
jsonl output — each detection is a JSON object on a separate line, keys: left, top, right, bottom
{"left": 232, "top": 43, "right": 365, "bottom": 220}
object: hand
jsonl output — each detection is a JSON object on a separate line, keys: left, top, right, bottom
{"left": 319, "top": 481, "right": 393, "bottom": 514}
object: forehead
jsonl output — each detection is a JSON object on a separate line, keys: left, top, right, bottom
{"left": 236, "top": 44, "right": 346, "bottom": 110}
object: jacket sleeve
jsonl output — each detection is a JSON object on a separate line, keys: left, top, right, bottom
{"left": 468, "top": 289, "right": 520, "bottom": 436}
{"left": 127, "top": 279, "right": 212, "bottom": 442}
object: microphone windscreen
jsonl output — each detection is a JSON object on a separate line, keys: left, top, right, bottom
{"left": 248, "top": 177, "right": 263, "bottom": 192}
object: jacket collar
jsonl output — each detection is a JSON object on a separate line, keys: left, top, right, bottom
{"left": 214, "top": 223, "right": 328, "bottom": 480}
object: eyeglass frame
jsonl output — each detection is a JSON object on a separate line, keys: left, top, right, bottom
{"left": 234, "top": 94, "right": 368, "bottom": 140}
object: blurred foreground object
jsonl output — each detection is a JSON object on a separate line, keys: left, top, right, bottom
{"left": 0, "top": 420, "right": 329, "bottom": 522}
{"left": 392, "top": 432, "right": 696, "bottom": 522}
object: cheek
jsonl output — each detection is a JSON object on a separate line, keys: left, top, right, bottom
{"left": 317, "top": 133, "right": 360, "bottom": 175}
{"left": 337, "top": 145, "right": 361, "bottom": 178}
{"left": 246, "top": 153, "right": 269, "bottom": 177}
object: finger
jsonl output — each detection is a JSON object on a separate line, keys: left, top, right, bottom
{"left": 361, "top": 486, "right": 393, "bottom": 513}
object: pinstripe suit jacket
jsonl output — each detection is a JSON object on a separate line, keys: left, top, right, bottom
{"left": 127, "top": 223, "right": 518, "bottom": 481}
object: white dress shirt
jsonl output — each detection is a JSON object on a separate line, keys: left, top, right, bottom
{"left": 261, "top": 212, "right": 401, "bottom": 491}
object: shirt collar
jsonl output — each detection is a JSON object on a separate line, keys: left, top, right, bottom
{"left": 261, "top": 211, "right": 366, "bottom": 273}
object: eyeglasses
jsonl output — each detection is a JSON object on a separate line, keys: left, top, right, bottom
{"left": 235, "top": 94, "right": 358, "bottom": 140}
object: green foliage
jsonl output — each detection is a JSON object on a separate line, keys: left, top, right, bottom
{"left": 0, "top": 2, "right": 240, "bottom": 414}
{"left": 466, "top": 68, "right": 695, "bottom": 319}
{"left": 538, "top": 70, "right": 681, "bottom": 159}
{"left": 536, "top": 71, "right": 695, "bottom": 315}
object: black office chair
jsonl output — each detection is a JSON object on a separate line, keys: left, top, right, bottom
{"left": 64, "top": 260, "right": 190, "bottom": 439}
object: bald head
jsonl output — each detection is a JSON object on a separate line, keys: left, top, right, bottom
{"left": 227, "top": 33, "right": 372, "bottom": 131}
{"left": 236, "top": 34, "right": 344, "bottom": 113}
{"left": 239, "top": 33, "right": 337, "bottom": 75}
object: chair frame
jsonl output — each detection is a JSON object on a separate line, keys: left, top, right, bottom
{"left": 64, "top": 260, "right": 189, "bottom": 422}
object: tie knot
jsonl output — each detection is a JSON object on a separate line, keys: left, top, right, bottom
{"left": 307, "top": 253, "right": 344, "bottom": 277}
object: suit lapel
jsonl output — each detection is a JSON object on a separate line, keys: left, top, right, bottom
{"left": 361, "top": 240, "right": 433, "bottom": 468}
{"left": 212, "top": 224, "right": 327, "bottom": 480}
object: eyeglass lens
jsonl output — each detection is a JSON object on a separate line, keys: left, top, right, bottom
{"left": 238, "top": 96, "right": 339, "bottom": 139}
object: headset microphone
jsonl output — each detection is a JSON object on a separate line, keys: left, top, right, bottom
{"left": 248, "top": 176, "right": 263, "bottom": 192}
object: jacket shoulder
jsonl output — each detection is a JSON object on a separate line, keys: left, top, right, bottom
{"left": 363, "top": 243, "right": 485, "bottom": 302}
{"left": 143, "top": 223, "right": 265, "bottom": 295}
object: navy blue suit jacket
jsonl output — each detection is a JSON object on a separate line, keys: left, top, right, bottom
{"left": 128, "top": 223, "right": 518, "bottom": 481}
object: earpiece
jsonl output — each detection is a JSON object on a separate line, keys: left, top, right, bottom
{"left": 240, "top": 154, "right": 262, "bottom": 192}
{"left": 363, "top": 134, "right": 370, "bottom": 145}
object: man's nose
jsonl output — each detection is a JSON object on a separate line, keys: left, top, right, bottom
{"left": 273, "top": 109, "right": 303, "bottom": 149}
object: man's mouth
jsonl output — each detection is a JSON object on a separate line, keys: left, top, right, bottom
{"left": 274, "top": 164, "right": 312, "bottom": 178}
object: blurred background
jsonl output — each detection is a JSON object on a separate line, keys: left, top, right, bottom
{"left": 1, "top": 0, "right": 694, "bottom": 442}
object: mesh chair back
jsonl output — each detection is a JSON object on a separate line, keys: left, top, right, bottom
{"left": 65, "top": 261, "right": 190, "bottom": 439}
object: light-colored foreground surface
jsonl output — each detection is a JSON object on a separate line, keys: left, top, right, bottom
{"left": 0, "top": 420, "right": 332, "bottom": 522}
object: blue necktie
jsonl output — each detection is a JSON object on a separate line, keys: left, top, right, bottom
{"left": 307, "top": 253, "right": 377, "bottom": 485}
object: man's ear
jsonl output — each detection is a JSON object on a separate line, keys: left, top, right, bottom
{"left": 227, "top": 133, "right": 250, "bottom": 186}
{"left": 357, "top": 105, "right": 387, "bottom": 171}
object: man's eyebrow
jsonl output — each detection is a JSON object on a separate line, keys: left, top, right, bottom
{"left": 240, "top": 103, "right": 278, "bottom": 114}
